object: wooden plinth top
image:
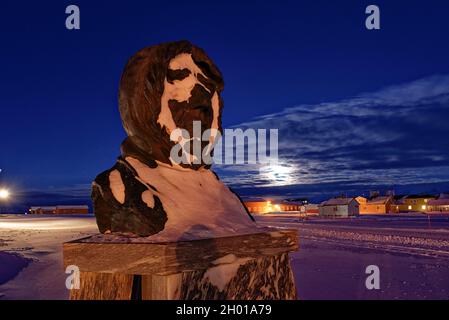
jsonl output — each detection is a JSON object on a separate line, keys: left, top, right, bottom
{"left": 63, "top": 228, "right": 298, "bottom": 275}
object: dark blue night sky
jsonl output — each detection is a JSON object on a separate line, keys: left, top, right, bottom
{"left": 1, "top": 0, "right": 449, "bottom": 211}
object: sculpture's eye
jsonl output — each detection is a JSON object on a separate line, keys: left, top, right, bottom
{"left": 167, "top": 68, "right": 191, "bottom": 83}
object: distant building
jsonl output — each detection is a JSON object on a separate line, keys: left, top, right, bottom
{"left": 281, "top": 201, "right": 306, "bottom": 213}
{"left": 427, "top": 194, "right": 449, "bottom": 213}
{"left": 391, "top": 195, "right": 436, "bottom": 213}
{"left": 29, "top": 206, "right": 57, "bottom": 214}
{"left": 389, "top": 195, "right": 405, "bottom": 213}
{"left": 356, "top": 195, "right": 394, "bottom": 214}
{"left": 243, "top": 200, "right": 303, "bottom": 214}
{"left": 356, "top": 196, "right": 366, "bottom": 204}
{"left": 29, "top": 205, "right": 89, "bottom": 214}
{"left": 56, "top": 205, "right": 89, "bottom": 214}
{"left": 427, "top": 199, "right": 449, "bottom": 212}
{"left": 304, "top": 204, "right": 319, "bottom": 215}
{"left": 319, "top": 198, "right": 359, "bottom": 217}
{"left": 243, "top": 199, "right": 269, "bottom": 214}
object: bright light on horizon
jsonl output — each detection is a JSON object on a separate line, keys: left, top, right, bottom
{"left": 0, "top": 188, "right": 10, "bottom": 200}
{"left": 259, "top": 163, "right": 295, "bottom": 186}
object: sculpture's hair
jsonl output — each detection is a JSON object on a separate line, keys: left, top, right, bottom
{"left": 118, "top": 40, "right": 224, "bottom": 166}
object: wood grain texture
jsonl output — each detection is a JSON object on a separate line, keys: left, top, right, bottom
{"left": 141, "top": 274, "right": 183, "bottom": 300}
{"left": 64, "top": 230, "right": 298, "bottom": 300}
{"left": 177, "top": 253, "right": 296, "bottom": 300}
{"left": 69, "top": 272, "right": 133, "bottom": 300}
{"left": 63, "top": 229, "right": 298, "bottom": 275}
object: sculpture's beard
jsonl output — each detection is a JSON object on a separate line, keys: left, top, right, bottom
{"left": 168, "top": 84, "right": 214, "bottom": 139}
{"left": 166, "top": 84, "right": 218, "bottom": 169}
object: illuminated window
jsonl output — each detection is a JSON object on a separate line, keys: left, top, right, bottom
{"left": 422, "top": 205, "right": 426, "bottom": 210}
{"left": 408, "top": 205, "right": 412, "bottom": 210}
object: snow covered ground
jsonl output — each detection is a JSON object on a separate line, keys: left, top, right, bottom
{"left": 0, "top": 215, "right": 97, "bottom": 299}
{"left": 1, "top": 214, "right": 449, "bottom": 299}
{"left": 256, "top": 214, "right": 449, "bottom": 299}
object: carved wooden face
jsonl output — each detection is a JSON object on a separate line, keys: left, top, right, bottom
{"left": 158, "top": 53, "right": 222, "bottom": 165}
{"left": 118, "top": 41, "right": 224, "bottom": 169}
{"left": 159, "top": 53, "right": 221, "bottom": 139}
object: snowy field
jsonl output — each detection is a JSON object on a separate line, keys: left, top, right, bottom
{"left": 1, "top": 214, "right": 449, "bottom": 299}
{"left": 257, "top": 214, "right": 449, "bottom": 299}
{"left": 0, "top": 215, "right": 97, "bottom": 299}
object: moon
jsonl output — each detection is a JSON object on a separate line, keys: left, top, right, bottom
{"left": 259, "top": 164, "right": 294, "bottom": 186}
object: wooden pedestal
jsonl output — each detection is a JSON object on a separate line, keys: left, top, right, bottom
{"left": 63, "top": 229, "right": 298, "bottom": 300}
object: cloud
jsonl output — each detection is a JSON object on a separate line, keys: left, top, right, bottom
{"left": 7, "top": 75, "right": 449, "bottom": 209}
{"left": 215, "top": 75, "right": 449, "bottom": 192}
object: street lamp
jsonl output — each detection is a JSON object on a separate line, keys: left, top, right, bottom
{"left": 0, "top": 188, "right": 10, "bottom": 214}
{"left": 0, "top": 189, "right": 10, "bottom": 200}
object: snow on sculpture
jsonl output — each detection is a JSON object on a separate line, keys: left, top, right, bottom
{"left": 92, "top": 41, "right": 256, "bottom": 238}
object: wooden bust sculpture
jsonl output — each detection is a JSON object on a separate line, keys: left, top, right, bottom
{"left": 66, "top": 41, "right": 296, "bottom": 301}
{"left": 92, "top": 41, "right": 256, "bottom": 239}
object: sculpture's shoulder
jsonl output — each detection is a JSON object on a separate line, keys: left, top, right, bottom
{"left": 92, "top": 157, "right": 138, "bottom": 194}
{"left": 91, "top": 158, "right": 168, "bottom": 236}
